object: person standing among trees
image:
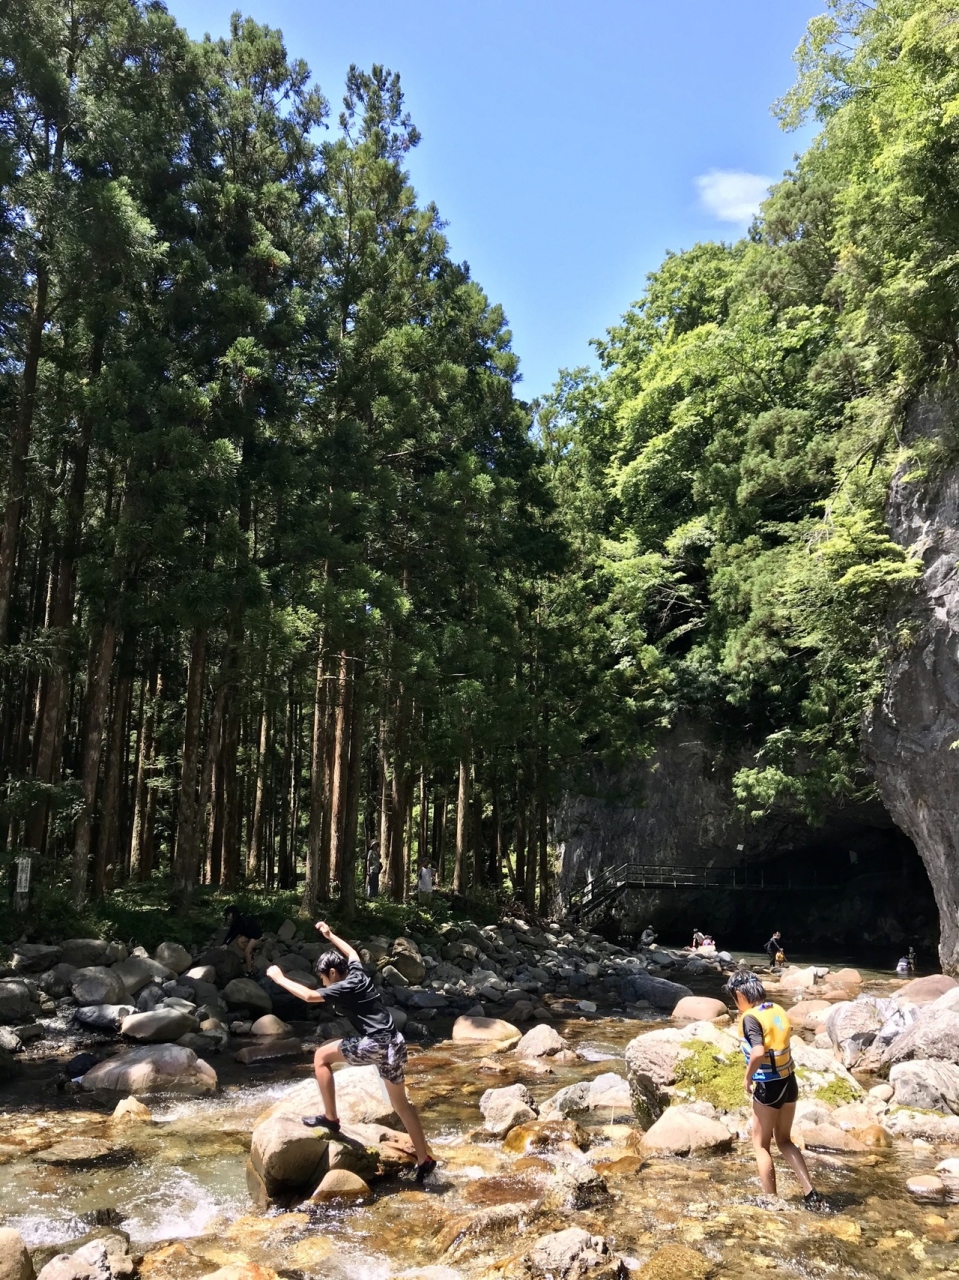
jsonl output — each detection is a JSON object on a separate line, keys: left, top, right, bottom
{"left": 724, "top": 970, "right": 826, "bottom": 1211}
{"left": 266, "top": 921, "right": 436, "bottom": 1182}
{"left": 366, "top": 845, "right": 382, "bottom": 899}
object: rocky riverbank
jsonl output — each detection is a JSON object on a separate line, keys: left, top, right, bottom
{"left": 0, "top": 919, "right": 727, "bottom": 1086}
{"left": 4, "top": 919, "right": 959, "bottom": 1278}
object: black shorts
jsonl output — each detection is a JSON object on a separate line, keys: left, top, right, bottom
{"left": 753, "top": 1074, "right": 798, "bottom": 1109}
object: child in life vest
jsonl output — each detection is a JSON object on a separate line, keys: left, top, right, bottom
{"left": 723, "top": 970, "right": 826, "bottom": 1211}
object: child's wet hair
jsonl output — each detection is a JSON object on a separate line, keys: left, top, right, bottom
{"left": 722, "top": 970, "right": 767, "bottom": 1005}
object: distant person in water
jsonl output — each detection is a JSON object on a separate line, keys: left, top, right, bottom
{"left": 691, "top": 928, "right": 705, "bottom": 949}
{"left": 764, "top": 931, "right": 784, "bottom": 968}
{"left": 266, "top": 921, "right": 436, "bottom": 1183}
{"left": 223, "top": 905, "right": 263, "bottom": 976}
{"left": 640, "top": 924, "right": 657, "bottom": 947}
{"left": 724, "top": 970, "right": 826, "bottom": 1211}
{"left": 896, "top": 955, "right": 910, "bottom": 975}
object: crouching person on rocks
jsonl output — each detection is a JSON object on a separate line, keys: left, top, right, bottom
{"left": 266, "top": 921, "right": 436, "bottom": 1183}
{"left": 724, "top": 970, "right": 826, "bottom": 1212}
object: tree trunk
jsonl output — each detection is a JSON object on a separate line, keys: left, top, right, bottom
{"left": 247, "top": 696, "right": 270, "bottom": 883}
{"left": 0, "top": 261, "right": 49, "bottom": 642}
{"left": 338, "top": 658, "right": 365, "bottom": 918}
{"left": 328, "top": 651, "right": 352, "bottom": 894}
{"left": 221, "top": 699, "right": 241, "bottom": 888}
{"left": 94, "top": 668, "right": 132, "bottom": 896}
{"left": 453, "top": 748, "right": 470, "bottom": 894}
{"left": 303, "top": 649, "right": 328, "bottom": 911}
{"left": 173, "top": 627, "right": 208, "bottom": 897}
{"left": 131, "top": 668, "right": 160, "bottom": 882}
{"left": 72, "top": 617, "right": 118, "bottom": 904}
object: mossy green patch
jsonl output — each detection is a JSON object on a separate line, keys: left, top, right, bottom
{"left": 672, "top": 1041, "right": 745, "bottom": 1111}
{"left": 799, "top": 1071, "right": 860, "bottom": 1107}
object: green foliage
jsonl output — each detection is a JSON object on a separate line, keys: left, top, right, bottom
{"left": 543, "top": 0, "right": 953, "bottom": 821}
{"left": 809, "top": 1075, "right": 861, "bottom": 1106}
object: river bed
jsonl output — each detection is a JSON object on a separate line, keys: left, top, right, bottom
{"left": 0, "top": 961, "right": 954, "bottom": 1279}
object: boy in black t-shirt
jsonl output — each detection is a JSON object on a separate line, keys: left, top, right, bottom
{"left": 267, "top": 921, "right": 436, "bottom": 1182}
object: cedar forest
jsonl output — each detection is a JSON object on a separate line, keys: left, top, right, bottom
{"left": 0, "top": 0, "right": 953, "bottom": 928}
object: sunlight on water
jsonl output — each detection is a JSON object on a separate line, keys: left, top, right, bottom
{"left": 575, "top": 1042, "right": 621, "bottom": 1062}
{"left": 4, "top": 1213, "right": 87, "bottom": 1248}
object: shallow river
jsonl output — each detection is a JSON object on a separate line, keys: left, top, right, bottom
{"left": 0, "top": 958, "right": 954, "bottom": 1279}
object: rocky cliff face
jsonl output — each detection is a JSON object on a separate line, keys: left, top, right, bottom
{"left": 554, "top": 722, "right": 933, "bottom": 950}
{"left": 865, "top": 392, "right": 959, "bottom": 972}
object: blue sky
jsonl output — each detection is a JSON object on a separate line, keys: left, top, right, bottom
{"left": 166, "top": 0, "right": 823, "bottom": 399}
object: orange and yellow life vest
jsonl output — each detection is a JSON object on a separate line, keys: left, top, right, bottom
{"left": 737, "top": 1001, "right": 794, "bottom": 1082}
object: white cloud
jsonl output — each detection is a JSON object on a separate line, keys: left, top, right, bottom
{"left": 695, "top": 169, "right": 773, "bottom": 225}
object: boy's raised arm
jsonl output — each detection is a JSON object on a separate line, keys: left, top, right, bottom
{"left": 316, "top": 921, "right": 359, "bottom": 964}
{"left": 266, "top": 965, "right": 325, "bottom": 1004}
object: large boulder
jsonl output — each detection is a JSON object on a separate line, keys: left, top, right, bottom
{"left": 639, "top": 1105, "right": 734, "bottom": 1156}
{"left": 256, "top": 1067, "right": 400, "bottom": 1128}
{"left": 251, "top": 1015, "right": 292, "bottom": 1037}
{"left": 389, "top": 938, "right": 426, "bottom": 985}
{"left": 623, "top": 1029, "right": 687, "bottom": 1125}
{"left": 671, "top": 996, "right": 727, "bottom": 1022}
{"left": 889, "top": 1059, "right": 959, "bottom": 1113}
{"left": 881, "top": 1006, "right": 959, "bottom": 1068}
{"left": 897, "top": 974, "right": 958, "bottom": 1004}
{"left": 515, "top": 1024, "right": 568, "bottom": 1059}
{"left": 620, "top": 971, "right": 693, "bottom": 1013}
{"left": 120, "top": 1009, "right": 199, "bottom": 1043}
{"left": 71, "top": 968, "right": 127, "bottom": 1008}
{"left": 36, "top": 964, "right": 78, "bottom": 999}
{"left": 310, "top": 1169, "right": 370, "bottom": 1203}
{"left": 79, "top": 1044, "right": 217, "bottom": 1094}
{"left": 249, "top": 1113, "right": 328, "bottom": 1199}
{"left": 112, "top": 957, "right": 173, "bottom": 997}
{"left": 479, "top": 1083, "right": 537, "bottom": 1136}
{"left": 74, "top": 1005, "right": 134, "bottom": 1033}
{"left": 0, "top": 979, "right": 35, "bottom": 1024}
{"left": 59, "top": 940, "right": 110, "bottom": 970}
{"left": 223, "top": 978, "right": 272, "bottom": 1016}
{"left": 194, "top": 948, "right": 244, "bottom": 987}
{"left": 825, "top": 999, "right": 884, "bottom": 1067}
{"left": 35, "top": 1237, "right": 132, "bottom": 1280}
{"left": 0, "top": 1229, "right": 34, "bottom": 1280}
{"left": 154, "top": 943, "right": 192, "bottom": 975}
{"left": 12, "top": 944, "right": 61, "bottom": 974}
{"left": 785, "top": 999, "right": 832, "bottom": 1032}
{"left": 451, "top": 1015, "right": 521, "bottom": 1047}
{"left": 540, "top": 1073, "right": 633, "bottom": 1123}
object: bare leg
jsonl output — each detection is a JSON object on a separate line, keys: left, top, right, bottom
{"left": 384, "top": 1078, "right": 432, "bottom": 1165}
{"left": 751, "top": 1098, "right": 778, "bottom": 1195}
{"left": 312, "top": 1041, "right": 345, "bottom": 1121}
{"left": 244, "top": 939, "right": 257, "bottom": 974}
{"left": 774, "top": 1103, "right": 814, "bottom": 1195}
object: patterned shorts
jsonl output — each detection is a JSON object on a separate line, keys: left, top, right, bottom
{"left": 339, "top": 1030, "right": 408, "bottom": 1084}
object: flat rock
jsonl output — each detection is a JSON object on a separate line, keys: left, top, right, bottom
{"left": 619, "top": 971, "right": 693, "bottom": 1012}
{"left": 80, "top": 1044, "right": 217, "bottom": 1094}
{"left": 59, "top": 940, "right": 110, "bottom": 969}
{"left": 234, "top": 1038, "right": 302, "bottom": 1065}
{"left": 120, "top": 1009, "right": 199, "bottom": 1043}
{"left": 256, "top": 1067, "right": 399, "bottom": 1127}
{"left": 451, "top": 1015, "right": 521, "bottom": 1047}
{"left": 639, "top": 1106, "right": 733, "bottom": 1156}
{"left": 12, "top": 944, "right": 61, "bottom": 974}
{"left": 111, "top": 957, "right": 174, "bottom": 996}
{"left": 897, "top": 974, "right": 958, "bottom": 1004}
{"left": 799, "top": 1123, "right": 867, "bottom": 1152}
{"left": 906, "top": 1174, "right": 946, "bottom": 1199}
{"left": 70, "top": 968, "right": 126, "bottom": 1008}
{"left": 36, "top": 1139, "right": 128, "bottom": 1167}
{"left": 74, "top": 1005, "right": 134, "bottom": 1033}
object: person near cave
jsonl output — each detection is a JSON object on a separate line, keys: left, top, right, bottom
{"left": 691, "top": 927, "right": 705, "bottom": 948}
{"left": 640, "top": 924, "right": 657, "bottom": 947}
{"left": 764, "top": 930, "right": 783, "bottom": 968}
{"left": 222, "top": 905, "right": 263, "bottom": 976}
{"left": 724, "top": 969, "right": 826, "bottom": 1211}
{"left": 266, "top": 920, "right": 436, "bottom": 1183}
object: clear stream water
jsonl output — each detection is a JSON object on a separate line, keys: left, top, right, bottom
{"left": 0, "top": 956, "right": 954, "bottom": 1279}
